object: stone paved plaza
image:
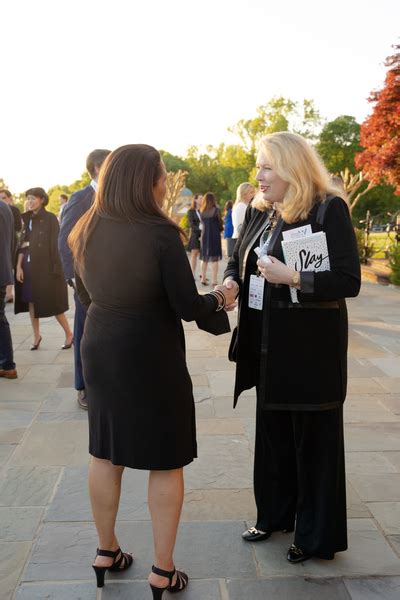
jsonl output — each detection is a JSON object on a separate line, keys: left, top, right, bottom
{"left": 1, "top": 278, "right": 400, "bottom": 599}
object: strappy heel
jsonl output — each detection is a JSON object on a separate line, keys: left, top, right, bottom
{"left": 149, "top": 565, "right": 189, "bottom": 599}
{"left": 30, "top": 336, "right": 42, "bottom": 351}
{"left": 92, "top": 547, "right": 133, "bottom": 589}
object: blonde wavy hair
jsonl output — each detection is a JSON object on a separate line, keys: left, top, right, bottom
{"left": 252, "top": 132, "right": 346, "bottom": 223}
{"left": 235, "top": 182, "right": 254, "bottom": 204}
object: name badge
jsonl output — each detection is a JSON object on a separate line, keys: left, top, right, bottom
{"left": 248, "top": 275, "right": 264, "bottom": 310}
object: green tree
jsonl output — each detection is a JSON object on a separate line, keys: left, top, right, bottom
{"left": 316, "top": 115, "right": 361, "bottom": 174}
{"left": 351, "top": 184, "right": 400, "bottom": 224}
{"left": 159, "top": 150, "right": 189, "bottom": 173}
{"left": 47, "top": 172, "right": 90, "bottom": 216}
{"left": 229, "top": 96, "right": 322, "bottom": 157}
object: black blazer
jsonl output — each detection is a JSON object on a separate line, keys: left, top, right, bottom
{"left": 58, "top": 184, "right": 94, "bottom": 280}
{"left": 224, "top": 197, "right": 361, "bottom": 411}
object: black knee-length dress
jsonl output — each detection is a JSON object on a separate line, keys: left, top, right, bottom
{"left": 76, "top": 217, "right": 221, "bottom": 470}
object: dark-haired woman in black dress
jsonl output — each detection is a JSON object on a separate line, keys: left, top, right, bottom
{"left": 69, "top": 145, "right": 235, "bottom": 599}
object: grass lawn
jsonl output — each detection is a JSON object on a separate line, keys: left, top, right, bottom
{"left": 367, "top": 232, "right": 396, "bottom": 258}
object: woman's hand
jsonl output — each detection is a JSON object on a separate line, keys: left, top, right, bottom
{"left": 257, "top": 256, "right": 296, "bottom": 286}
{"left": 214, "top": 281, "right": 238, "bottom": 311}
{"left": 16, "top": 266, "right": 24, "bottom": 283}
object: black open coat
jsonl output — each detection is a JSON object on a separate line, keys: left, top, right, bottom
{"left": 224, "top": 196, "right": 361, "bottom": 411}
{"left": 15, "top": 208, "right": 68, "bottom": 318}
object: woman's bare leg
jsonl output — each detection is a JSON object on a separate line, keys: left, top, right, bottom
{"left": 148, "top": 468, "right": 184, "bottom": 588}
{"left": 28, "top": 303, "right": 40, "bottom": 345}
{"left": 55, "top": 313, "right": 73, "bottom": 345}
{"left": 211, "top": 261, "right": 219, "bottom": 285}
{"left": 200, "top": 260, "right": 208, "bottom": 283}
{"left": 89, "top": 456, "right": 125, "bottom": 567}
{"left": 190, "top": 249, "right": 199, "bottom": 276}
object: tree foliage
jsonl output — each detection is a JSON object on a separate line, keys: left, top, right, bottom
{"left": 355, "top": 44, "right": 400, "bottom": 194}
{"left": 316, "top": 115, "right": 361, "bottom": 174}
{"left": 229, "top": 96, "right": 322, "bottom": 156}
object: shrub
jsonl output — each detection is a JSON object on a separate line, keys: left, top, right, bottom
{"left": 354, "top": 228, "right": 375, "bottom": 263}
{"left": 389, "top": 244, "right": 400, "bottom": 286}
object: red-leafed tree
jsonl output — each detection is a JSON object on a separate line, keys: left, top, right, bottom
{"left": 355, "top": 45, "right": 400, "bottom": 194}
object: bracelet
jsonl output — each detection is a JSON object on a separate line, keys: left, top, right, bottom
{"left": 209, "top": 290, "right": 226, "bottom": 312}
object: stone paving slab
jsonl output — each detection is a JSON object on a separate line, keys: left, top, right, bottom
{"left": 0, "top": 466, "right": 60, "bottom": 506}
{"left": 1, "top": 281, "right": 400, "bottom": 599}
{"left": 367, "top": 502, "right": 400, "bottom": 534}
{"left": 227, "top": 577, "right": 351, "bottom": 599}
{"left": 185, "top": 436, "right": 253, "bottom": 489}
{"left": 251, "top": 520, "right": 400, "bottom": 578}
{"left": 46, "top": 467, "right": 149, "bottom": 522}
{"left": 344, "top": 576, "right": 400, "bottom": 599}
{"left": 0, "top": 542, "right": 32, "bottom": 600}
{"left": 16, "top": 580, "right": 222, "bottom": 600}
{"left": 345, "top": 451, "right": 398, "bottom": 474}
{"left": 9, "top": 421, "right": 89, "bottom": 467}
{"left": 23, "top": 521, "right": 257, "bottom": 582}
{"left": 349, "top": 473, "right": 400, "bottom": 501}
{"left": 0, "top": 506, "right": 43, "bottom": 541}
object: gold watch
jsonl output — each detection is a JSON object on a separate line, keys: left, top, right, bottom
{"left": 292, "top": 271, "right": 300, "bottom": 287}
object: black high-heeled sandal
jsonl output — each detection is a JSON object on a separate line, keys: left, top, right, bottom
{"left": 149, "top": 565, "right": 189, "bottom": 599}
{"left": 92, "top": 547, "right": 133, "bottom": 590}
{"left": 30, "top": 336, "right": 42, "bottom": 351}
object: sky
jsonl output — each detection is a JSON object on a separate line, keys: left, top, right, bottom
{"left": 1, "top": 0, "right": 399, "bottom": 192}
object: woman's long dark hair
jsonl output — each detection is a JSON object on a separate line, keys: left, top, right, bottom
{"left": 69, "top": 144, "right": 183, "bottom": 267}
{"left": 200, "top": 192, "right": 217, "bottom": 213}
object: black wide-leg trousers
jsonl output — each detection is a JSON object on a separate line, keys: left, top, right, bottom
{"left": 254, "top": 405, "right": 347, "bottom": 559}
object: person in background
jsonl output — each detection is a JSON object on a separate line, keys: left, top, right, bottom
{"left": 15, "top": 188, "right": 73, "bottom": 351}
{"left": 223, "top": 200, "right": 234, "bottom": 258}
{"left": 0, "top": 200, "right": 17, "bottom": 379}
{"left": 223, "top": 132, "right": 360, "bottom": 563}
{"left": 59, "top": 193, "right": 69, "bottom": 220}
{"left": 0, "top": 188, "right": 22, "bottom": 303}
{"left": 186, "top": 194, "right": 202, "bottom": 277}
{"left": 199, "top": 192, "right": 223, "bottom": 286}
{"left": 58, "top": 149, "right": 111, "bottom": 409}
{"left": 231, "top": 182, "right": 255, "bottom": 244}
{"left": 68, "top": 144, "right": 235, "bottom": 599}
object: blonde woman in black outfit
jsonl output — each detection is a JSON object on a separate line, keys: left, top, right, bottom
{"left": 69, "top": 145, "right": 235, "bottom": 599}
{"left": 224, "top": 132, "right": 360, "bottom": 564}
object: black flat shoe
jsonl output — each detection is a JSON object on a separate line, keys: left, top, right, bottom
{"left": 287, "top": 544, "right": 312, "bottom": 563}
{"left": 242, "top": 527, "right": 271, "bottom": 542}
{"left": 242, "top": 526, "right": 294, "bottom": 542}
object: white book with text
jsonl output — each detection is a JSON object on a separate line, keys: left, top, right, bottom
{"left": 281, "top": 231, "right": 330, "bottom": 303}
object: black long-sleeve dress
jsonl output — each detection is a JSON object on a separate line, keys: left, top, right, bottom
{"left": 77, "top": 216, "right": 226, "bottom": 470}
{"left": 187, "top": 208, "right": 201, "bottom": 251}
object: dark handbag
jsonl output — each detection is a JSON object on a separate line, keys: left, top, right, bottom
{"left": 228, "top": 326, "right": 238, "bottom": 362}
{"left": 196, "top": 310, "right": 231, "bottom": 336}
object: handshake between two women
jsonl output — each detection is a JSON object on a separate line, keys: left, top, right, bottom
{"left": 212, "top": 279, "right": 239, "bottom": 312}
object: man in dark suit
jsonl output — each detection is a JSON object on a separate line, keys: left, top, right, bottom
{"left": 58, "top": 149, "right": 111, "bottom": 408}
{"left": 0, "top": 188, "right": 22, "bottom": 303}
{"left": 0, "top": 201, "right": 17, "bottom": 379}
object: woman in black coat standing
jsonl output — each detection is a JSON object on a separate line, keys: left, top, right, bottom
{"left": 68, "top": 145, "right": 235, "bottom": 598}
{"left": 15, "top": 188, "right": 72, "bottom": 350}
{"left": 223, "top": 132, "right": 361, "bottom": 563}
{"left": 186, "top": 194, "right": 202, "bottom": 277}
